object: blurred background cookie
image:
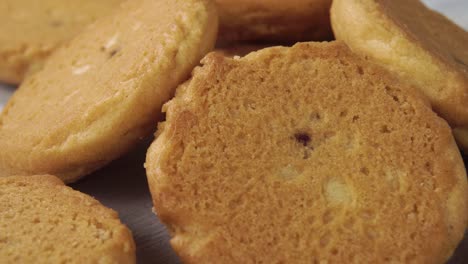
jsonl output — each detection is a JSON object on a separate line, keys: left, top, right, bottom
{"left": 146, "top": 42, "right": 468, "bottom": 263}
{"left": 0, "top": 0, "right": 123, "bottom": 85}
{"left": 215, "top": 44, "right": 271, "bottom": 58}
{"left": 331, "top": 0, "right": 468, "bottom": 152}
{"left": 0, "top": 0, "right": 218, "bottom": 183}
{"left": 0, "top": 175, "right": 135, "bottom": 263}
{"left": 216, "top": 0, "right": 333, "bottom": 44}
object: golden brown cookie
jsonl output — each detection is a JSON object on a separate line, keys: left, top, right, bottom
{"left": 0, "top": 0, "right": 124, "bottom": 84}
{"left": 331, "top": 0, "right": 468, "bottom": 152}
{"left": 216, "top": 0, "right": 333, "bottom": 44}
{"left": 0, "top": 175, "right": 135, "bottom": 263}
{"left": 146, "top": 42, "right": 468, "bottom": 263}
{"left": 0, "top": 0, "right": 218, "bottom": 183}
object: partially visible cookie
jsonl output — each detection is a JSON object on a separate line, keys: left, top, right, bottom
{"left": 216, "top": 0, "right": 333, "bottom": 44}
{"left": 146, "top": 42, "right": 468, "bottom": 263}
{"left": 331, "top": 0, "right": 468, "bottom": 152}
{"left": 0, "top": 0, "right": 123, "bottom": 84}
{"left": 0, "top": 175, "right": 135, "bottom": 263}
{"left": 0, "top": 0, "right": 218, "bottom": 183}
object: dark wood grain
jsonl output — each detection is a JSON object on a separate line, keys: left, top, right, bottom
{"left": 70, "top": 139, "right": 468, "bottom": 264}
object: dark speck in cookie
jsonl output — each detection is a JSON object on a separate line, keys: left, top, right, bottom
{"left": 109, "top": 49, "right": 119, "bottom": 58}
{"left": 294, "top": 132, "right": 311, "bottom": 147}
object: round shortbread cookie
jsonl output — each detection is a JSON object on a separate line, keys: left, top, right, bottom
{"left": 216, "top": 0, "right": 333, "bottom": 44}
{"left": 146, "top": 42, "right": 468, "bottom": 263}
{"left": 0, "top": 0, "right": 123, "bottom": 84}
{"left": 0, "top": 0, "right": 218, "bottom": 183}
{"left": 331, "top": 0, "right": 468, "bottom": 152}
{"left": 0, "top": 175, "right": 135, "bottom": 263}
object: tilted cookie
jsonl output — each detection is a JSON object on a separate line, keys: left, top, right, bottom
{"left": 331, "top": 0, "right": 468, "bottom": 152}
{"left": 0, "top": 0, "right": 123, "bottom": 84}
{"left": 216, "top": 0, "right": 333, "bottom": 44}
{"left": 0, "top": 0, "right": 218, "bottom": 183}
{"left": 146, "top": 42, "right": 468, "bottom": 263}
{"left": 0, "top": 175, "right": 135, "bottom": 263}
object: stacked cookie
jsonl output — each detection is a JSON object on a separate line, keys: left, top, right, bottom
{"left": 0, "top": 0, "right": 217, "bottom": 183}
{"left": 0, "top": 0, "right": 467, "bottom": 263}
{"left": 0, "top": 0, "right": 217, "bottom": 261}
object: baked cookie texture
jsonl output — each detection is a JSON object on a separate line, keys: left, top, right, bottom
{"left": 216, "top": 0, "right": 333, "bottom": 43}
{"left": 0, "top": 0, "right": 123, "bottom": 84}
{"left": 146, "top": 42, "right": 468, "bottom": 263}
{"left": 331, "top": 0, "right": 468, "bottom": 152}
{"left": 0, "top": 0, "right": 218, "bottom": 183}
{"left": 0, "top": 175, "right": 135, "bottom": 263}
